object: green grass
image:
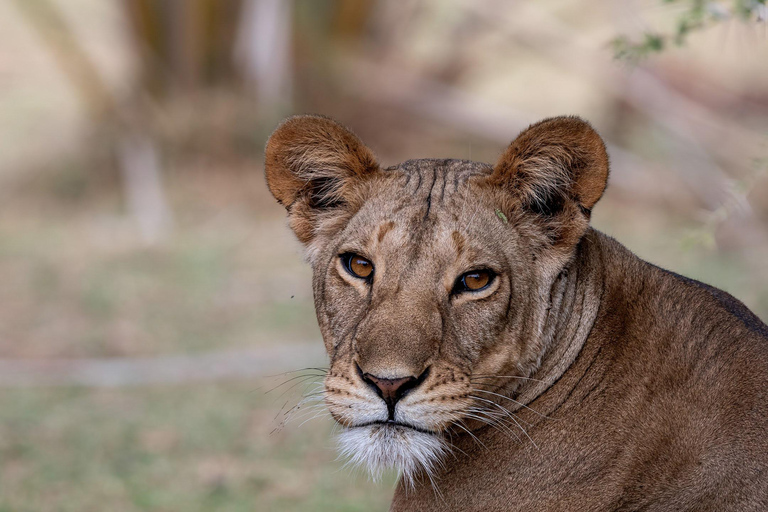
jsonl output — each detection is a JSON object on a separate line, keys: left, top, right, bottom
{"left": 0, "top": 212, "right": 320, "bottom": 358}
{"left": 0, "top": 383, "right": 395, "bottom": 512}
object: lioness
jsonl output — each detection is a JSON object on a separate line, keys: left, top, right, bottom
{"left": 264, "top": 115, "right": 768, "bottom": 511}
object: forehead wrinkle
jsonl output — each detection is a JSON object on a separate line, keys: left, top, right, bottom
{"left": 442, "top": 201, "right": 510, "bottom": 271}
{"left": 368, "top": 219, "right": 415, "bottom": 285}
{"left": 377, "top": 220, "right": 395, "bottom": 243}
{"left": 451, "top": 230, "right": 465, "bottom": 257}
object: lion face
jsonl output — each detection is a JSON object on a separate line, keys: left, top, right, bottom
{"left": 265, "top": 115, "right": 608, "bottom": 484}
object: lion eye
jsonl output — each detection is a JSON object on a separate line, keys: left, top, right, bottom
{"left": 341, "top": 253, "right": 374, "bottom": 281}
{"left": 453, "top": 270, "right": 494, "bottom": 294}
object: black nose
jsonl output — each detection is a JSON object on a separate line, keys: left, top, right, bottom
{"left": 359, "top": 366, "right": 430, "bottom": 420}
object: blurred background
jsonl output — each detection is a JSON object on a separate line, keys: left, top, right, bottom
{"left": 0, "top": 0, "right": 766, "bottom": 510}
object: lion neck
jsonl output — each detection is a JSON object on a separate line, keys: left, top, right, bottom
{"left": 510, "top": 229, "right": 606, "bottom": 411}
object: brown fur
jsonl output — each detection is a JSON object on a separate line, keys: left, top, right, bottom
{"left": 265, "top": 115, "right": 768, "bottom": 511}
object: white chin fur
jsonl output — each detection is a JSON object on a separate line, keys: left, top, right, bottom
{"left": 337, "top": 424, "right": 446, "bottom": 488}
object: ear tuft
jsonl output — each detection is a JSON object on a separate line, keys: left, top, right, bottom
{"left": 492, "top": 116, "right": 609, "bottom": 217}
{"left": 264, "top": 115, "right": 379, "bottom": 243}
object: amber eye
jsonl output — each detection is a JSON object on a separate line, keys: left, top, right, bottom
{"left": 453, "top": 270, "right": 495, "bottom": 294}
{"left": 341, "top": 253, "right": 374, "bottom": 281}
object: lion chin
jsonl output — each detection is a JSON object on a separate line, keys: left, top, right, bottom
{"left": 336, "top": 423, "right": 447, "bottom": 488}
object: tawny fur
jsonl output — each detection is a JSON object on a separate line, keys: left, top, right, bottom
{"left": 264, "top": 115, "right": 768, "bottom": 511}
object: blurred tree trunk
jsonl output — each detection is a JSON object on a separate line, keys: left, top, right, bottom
{"left": 14, "top": 0, "right": 174, "bottom": 245}
{"left": 236, "top": 0, "right": 293, "bottom": 112}
{"left": 12, "top": 0, "right": 113, "bottom": 119}
{"left": 332, "top": 0, "right": 375, "bottom": 40}
{"left": 124, "top": 0, "right": 245, "bottom": 96}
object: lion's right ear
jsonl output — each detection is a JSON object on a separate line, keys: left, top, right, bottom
{"left": 265, "top": 115, "right": 379, "bottom": 244}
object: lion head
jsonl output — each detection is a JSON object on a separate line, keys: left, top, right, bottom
{"left": 264, "top": 115, "right": 609, "bottom": 485}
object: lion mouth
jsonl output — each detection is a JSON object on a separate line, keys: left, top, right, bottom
{"left": 354, "top": 420, "right": 439, "bottom": 436}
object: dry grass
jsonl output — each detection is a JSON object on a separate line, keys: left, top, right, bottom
{"left": 0, "top": 382, "right": 395, "bottom": 512}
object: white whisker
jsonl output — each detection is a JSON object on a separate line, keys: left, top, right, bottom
{"left": 452, "top": 419, "right": 487, "bottom": 450}
{"left": 472, "top": 388, "right": 552, "bottom": 419}
{"left": 470, "top": 374, "right": 547, "bottom": 383}
{"left": 469, "top": 395, "right": 538, "bottom": 449}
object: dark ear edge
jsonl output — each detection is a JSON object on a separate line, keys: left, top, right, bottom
{"left": 264, "top": 115, "right": 379, "bottom": 243}
{"left": 491, "top": 116, "right": 609, "bottom": 218}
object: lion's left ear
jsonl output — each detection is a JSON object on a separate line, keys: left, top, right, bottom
{"left": 490, "top": 116, "right": 609, "bottom": 245}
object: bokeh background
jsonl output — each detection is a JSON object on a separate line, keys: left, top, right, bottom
{"left": 0, "top": 0, "right": 766, "bottom": 510}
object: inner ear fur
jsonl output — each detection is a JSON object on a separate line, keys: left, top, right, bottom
{"left": 264, "top": 115, "right": 379, "bottom": 243}
{"left": 491, "top": 116, "right": 609, "bottom": 218}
